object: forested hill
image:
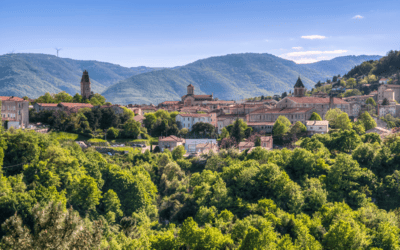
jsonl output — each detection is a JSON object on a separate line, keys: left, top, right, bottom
{"left": 345, "top": 50, "right": 400, "bottom": 78}
{"left": 103, "top": 54, "right": 381, "bottom": 105}
{"left": 0, "top": 53, "right": 160, "bottom": 98}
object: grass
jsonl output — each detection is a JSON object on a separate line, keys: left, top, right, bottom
{"left": 88, "top": 138, "right": 107, "bottom": 143}
{"left": 108, "top": 147, "right": 141, "bottom": 153}
{"left": 50, "top": 132, "right": 89, "bottom": 141}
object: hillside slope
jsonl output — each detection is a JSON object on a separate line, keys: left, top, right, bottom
{"left": 0, "top": 53, "right": 160, "bottom": 98}
{"left": 103, "top": 53, "right": 381, "bottom": 104}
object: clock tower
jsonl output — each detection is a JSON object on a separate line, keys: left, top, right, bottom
{"left": 80, "top": 70, "right": 92, "bottom": 99}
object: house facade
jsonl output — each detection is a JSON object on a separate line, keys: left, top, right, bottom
{"left": 158, "top": 135, "right": 185, "bottom": 152}
{"left": 175, "top": 113, "right": 217, "bottom": 131}
{"left": 306, "top": 120, "right": 329, "bottom": 135}
{"left": 0, "top": 96, "right": 29, "bottom": 128}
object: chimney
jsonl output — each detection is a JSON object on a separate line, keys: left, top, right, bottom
{"left": 329, "top": 96, "right": 334, "bottom": 109}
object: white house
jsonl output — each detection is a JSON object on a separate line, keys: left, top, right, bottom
{"left": 379, "top": 78, "right": 388, "bottom": 84}
{"left": 175, "top": 113, "right": 217, "bottom": 131}
{"left": 306, "top": 120, "right": 329, "bottom": 135}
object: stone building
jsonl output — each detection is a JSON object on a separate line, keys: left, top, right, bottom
{"left": 0, "top": 96, "right": 29, "bottom": 128}
{"left": 276, "top": 77, "right": 350, "bottom": 118}
{"left": 217, "top": 114, "right": 246, "bottom": 134}
{"left": 33, "top": 103, "right": 60, "bottom": 112}
{"left": 58, "top": 102, "right": 93, "bottom": 112}
{"left": 246, "top": 122, "right": 274, "bottom": 134}
{"left": 377, "top": 84, "right": 400, "bottom": 102}
{"left": 181, "top": 84, "right": 214, "bottom": 106}
{"left": 80, "top": 70, "right": 92, "bottom": 99}
{"left": 306, "top": 120, "right": 329, "bottom": 135}
{"left": 158, "top": 135, "right": 185, "bottom": 152}
{"left": 247, "top": 107, "right": 315, "bottom": 125}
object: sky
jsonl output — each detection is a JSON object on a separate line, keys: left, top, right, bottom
{"left": 1, "top": 0, "right": 399, "bottom": 67}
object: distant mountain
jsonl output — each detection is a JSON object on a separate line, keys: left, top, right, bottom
{"left": 0, "top": 53, "right": 160, "bottom": 98}
{"left": 103, "top": 53, "right": 382, "bottom": 105}
{"left": 305, "top": 55, "right": 382, "bottom": 81}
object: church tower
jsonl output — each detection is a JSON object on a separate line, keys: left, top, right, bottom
{"left": 293, "top": 76, "right": 306, "bottom": 97}
{"left": 80, "top": 70, "right": 92, "bottom": 99}
{"left": 187, "top": 84, "right": 194, "bottom": 95}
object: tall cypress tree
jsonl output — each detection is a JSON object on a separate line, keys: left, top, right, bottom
{"left": 231, "top": 118, "right": 244, "bottom": 144}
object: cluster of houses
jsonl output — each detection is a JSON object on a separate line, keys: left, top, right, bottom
{"left": 2, "top": 70, "right": 399, "bottom": 153}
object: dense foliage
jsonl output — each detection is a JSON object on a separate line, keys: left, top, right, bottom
{"left": 1, "top": 118, "right": 400, "bottom": 248}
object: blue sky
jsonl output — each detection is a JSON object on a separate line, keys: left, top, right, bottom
{"left": 1, "top": 0, "right": 399, "bottom": 67}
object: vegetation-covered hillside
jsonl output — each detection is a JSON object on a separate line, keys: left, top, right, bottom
{"left": 103, "top": 53, "right": 381, "bottom": 105}
{"left": 0, "top": 53, "right": 160, "bottom": 98}
{"left": 1, "top": 120, "right": 400, "bottom": 248}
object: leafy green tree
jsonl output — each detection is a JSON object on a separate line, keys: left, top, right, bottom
{"left": 325, "top": 108, "right": 343, "bottom": 128}
{"left": 172, "top": 145, "right": 186, "bottom": 161}
{"left": 123, "top": 119, "right": 142, "bottom": 139}
{"left": 72, "top": 93, "right": 83, "bottom": 103}
{"left": 1, "top": 202, "right": 102, "bottom": 250}
{"left": 102, "top": 189, "right": 123, "bottom": 218}
{"left": 35, "top": 92, "right": 55, "bottom": 103}
{"left": 54, "top": 91, "right": 73, "bottom": 103}
{"left": 191, "top": 122, "right": 216, "bottom": 137}
{"left": 290, "top": 121, "right": 307, "bottom": 134}
{"left": 107, "top": 127, "right": 119, "bottom": 139}
{"left": 71, "top": 176, "right": 102, "bottom": 213}
{"left": 323, "top": 220, "right": 371, "bottom": 250}
{"left": 231, "top": 118, "right": 245, "bottom": 143}
{"left": 89, "top": 93, "right": 107, "bottom": 106}
{"left": 310, "top": 112, "right": 322, "bottom": 121}
{"left": 273, "top": 120, "right": 289, "bottom": 136}
{"left": 366, "top": 97, "right": 376, "bottom": 106}
{"left": 336, "top": 113, "right": 353, "bottom": 130}
{"left": 360, "top": 111, "right": 377, "bottom": 130}
{"left": 220, "top": 127, "right": 229, "bottom": 139}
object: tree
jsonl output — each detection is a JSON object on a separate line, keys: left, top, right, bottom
{"left": 360, "top": 112, "right": 377, "bottom": 130}
{"left": 310, "top": 112, "right": 322, "bottom": 121}
{"left": 332, "top": 76, "right": 338, "bottom": 82}
{"left": 35, "top": 92, "right": 55, "bottom": 103}
{"left": 273, "top": 120, "right": 288, "bottom": 136}
{"left": 54, "top": 91, "right": 73, "bottom": 103}
{"left": 368, "top": 74, "right": 377, "bottom": 83}
{"left": 323, "top": 220, "right": 371, "bottom": 250}
{"left": 1, "top": 202, "right": 102, "bottom": 250}
{"left": 191, "top": 122, "right": 216, "bottom": 137}
{"left": 107, "top": 127, "right": 119, "bottom": 139}
{"left": 172, "top": 145, "right": 186, "bottom": 161}
{"left": 123, "top": 119, "right": 142, "bottom": 139}
{"left": 220, "top": 127, "right": 229, "bottom": 139}
{"left": 102, "top": 189, "right": 123, "bottom": 219}
{"left": 290, "top": 121, "right": 307, "bottom": 134}
{"left": 71, "top": 176, "right": 103, "bottom": 213}
{"left": 325, "top": 108, "right": 344, "bottom": 128}
{"left": 365, "top": 97, "right": 376, "bottom": 106}
{"left": 89, "top": 93, "right": 107, "bottom": 106}
{"left": 72, "top": 93, "right": 83, "bottom": 103}
{"left": 382, "top": 98, "right": 390, "bottom": 105}
{"left": 231, "top": 119, "right": 245, "bottom": 143}
{"left": 336, "top": 113, "right": 352, "bottom": 130}
{"left": 347, "top": 78, "right": 357, "bottom": 88}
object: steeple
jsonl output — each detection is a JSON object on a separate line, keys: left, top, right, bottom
{"left": 80, "top": 70, "right": 92, "bottom": 99}
{"left": 187, "top": 84, "right": 194, "bottom": 95}
{"left": 293, "top": 76, "right": 306, "bottom": 97}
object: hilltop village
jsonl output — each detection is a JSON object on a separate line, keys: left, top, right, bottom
{"left": 2, "top": 68, "right": 398, "bottom": 154}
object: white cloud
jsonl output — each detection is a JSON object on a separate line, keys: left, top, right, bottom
{"left": 301, "top": 35, "right": 326, "bottom": 40}
{"left": 292, "top": 47, "right": 303, "bottom": 50}
{"left": 284, "top": 50, "right": 348, "bottom": 57}
{"left": 293, "top": 58, "right": 319, "bottom": 64}
{"left": 352, "top": 15, "right": 364, "bottom": 19}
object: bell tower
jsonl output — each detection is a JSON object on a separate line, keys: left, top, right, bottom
{"left": 294, "top": 76, "right": 306, "bottom": 97}
{"left": 187, "top": 84, "right": 194, "bottom": 95}
{"left": 80, "top": 70, "right": 92, "bottom": 99}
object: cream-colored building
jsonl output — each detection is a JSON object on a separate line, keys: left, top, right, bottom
{"left": 378, "top": 84, "right": 400, "bottom": 102}
{"left": 306, "top": 120, "right": 329, "bottom": 135}
{"left": 1, "top": 96, "right": 29, "bottom": 128}
{"left": 158, "top": 135, "right": 185, "bottom": 152}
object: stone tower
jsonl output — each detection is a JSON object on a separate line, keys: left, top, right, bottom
{"left": 187, "top": 84, "right": 194, "bottom": 95}
{"left": 80, "top": 70, "right": 92, "bottom": 99}
{"left": 294, "top": 76, "right": 306, "bottom": 97}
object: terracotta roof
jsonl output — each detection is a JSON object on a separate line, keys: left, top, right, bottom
{"left": 306, "top": 120, "right": 329, "bottom": 126}
{"left": 203, "top": 101, "right": 235, "bottom": 104}
{"left": 0, "top": 96, "right": 25, "bottom": 102}
{"left": 36, "top": 103, "right": 58, "bottom": 107}
{"left": 217, "top": 114, "right": 246, "bottom": 119}
{"left": 59, "top": 103, "right": 93, "bottom": 108}
{"left": 178, "top": 113, "right": 214, "bottom": 117}
{"left": 159, "top": 135, "right": 184, "bottom": 142}
{"left": 239, "top": 141, "right": 255, "bottom": 147}
{"left": 133, "top": 115, "right": 145, "bottom": 122}
{"left": 285, "top": 96, "right": 349, "bottom": 104}
{"left": 160, "top": 101, "right": 180, "bottom": 105}
{"left": 141, "top": 106, "right": 157, "bottom": 110}
{"left": 193, "top": 95, "right": 213, "bottom": 98}
{"left": 247, "top": 122, "right": 275, "bottom": 126}
{"left": 250, "top": 107, "right": 314, "bottom": 114}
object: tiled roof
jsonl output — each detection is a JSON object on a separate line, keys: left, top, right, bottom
{"left": 178, "top": 114, "right": 213, "bottom": 118}
{"left": 159, "top": 135, "right": 184, "bottom": 142}
{"left": 194, "top": 95, "right": 213, "bottom": 98}
{"left": 37, "top": 103, "right": 58, "bottom": 107}
{"left": 0, "top": 96, "right": 25, "bottom": 101}
{"left": 250, "top": 107, "right": 314, "bottom": 114}
{"left": 247, "top": 122, "right": 275, "bottom": 126}
{"left": 285, "top": 96, "right": 349, "bottom": 104}
{"left": 239, "top": 141, "right": 255, "bottom": 147}
{"left": 217, "top": 114, "right": 246, "bottom": 119}
{"left": 133, "top": 115, "right": 145, "bottom": 122}
{"left": 160, "top": 101, "right": 180, "bottom": 105}
{"left": 306, "top": 120, "right": 329, "bottom": 126}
